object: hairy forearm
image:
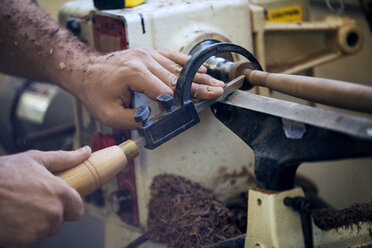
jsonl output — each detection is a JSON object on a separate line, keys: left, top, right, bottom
{"left": 0, "top": 0, "right": 97, "bottom": 94}
{"left": 0, "top": 0, "right": 225, "bottom": 129}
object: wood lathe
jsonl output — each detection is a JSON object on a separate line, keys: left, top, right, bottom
{"left": 56, "top": 2, "right": 372, "bottom": 246}
{"left": 54, "top": 42, "right": 372, "bottom": 247}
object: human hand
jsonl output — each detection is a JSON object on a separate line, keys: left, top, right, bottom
{"left": 0, "top": 147, "right": 91, "bottom": 247}
{"left": 1, "top": 0, "right": 224, "bottom": 130}
{"left": 74, "top": 48, "right": 225, "bottom": 129}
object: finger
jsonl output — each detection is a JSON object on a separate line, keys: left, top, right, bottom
{"left": 193, "top": 72, "right": 225, "bottom": 87}
{"left": 158, "top": 50, "right": 206, "bottom": 73}
{"left": 155, "top": 51, "right": 224, "bottom": 88}
{"left": 191, "top": 84, "right": 224, "bottom": 100}
{"left": 98, "top": 105, "right": 139, "bottom": 130}
{"left": 40, "top": 146, "right": 92, "bottom": 173}
{"left": 152, "top": 52, "right": 184, "bottom": 76}
{"left": 145, "top": 57, "right": 179, "bottom": 90}
{"left": 128, "top": 68, "right": 174, "bottom": 99}
{"left": 142, "top": 58, "right": 224, "bottom": 100}
{"left": 46, "top": 208, "right": 64, "bottom": 237}
{"left": 59, "top": 180, "right": 84, "bottom": 221}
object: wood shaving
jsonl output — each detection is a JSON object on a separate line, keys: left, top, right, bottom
{"left": 59, "top": 62, "right": 66, "bottom": 70}
{"left": 312, "top": 199, "right": 372, "bottom": 230}
{"left": 147, "top": 174, "right": 241, "bottom": 248}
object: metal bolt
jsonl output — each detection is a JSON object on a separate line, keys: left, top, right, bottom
{"left": 134, "top": 106, "right": 150, "bottom": 125}
{"left": 156, "top": 94, "right": 175, "bottom": 112}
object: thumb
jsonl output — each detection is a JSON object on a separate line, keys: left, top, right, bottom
{"left": 40, "top": 146, "right": 92, "bottom": 173}
{"left": 102, "top": 106, "right": 139, "bottom": 130}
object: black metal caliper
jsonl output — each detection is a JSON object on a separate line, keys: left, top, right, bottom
{"left": 134, "top": 42, "right": 262, "bottom": 150}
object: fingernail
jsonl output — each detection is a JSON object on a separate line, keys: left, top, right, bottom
{"left": 208, "top": 86, "right": 224, "bottom": 94}
{"left": 199, "top": 65, "right": 207, "bottom": 72}
{"left": 210, "top": 79, "right": 224, "bottom": 87}
{"left": 171, "top": 77, "right": 178, "bottom": 86}
{"left": 83, "top": 146, "right": 91, "bottom": 153}
{"left": 175, "top": 65, "right": 182, "bottom": 74}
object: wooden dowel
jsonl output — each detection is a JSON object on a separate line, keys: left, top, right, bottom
{"left": 244, "top": 69, "right": 372, "bottom": 113}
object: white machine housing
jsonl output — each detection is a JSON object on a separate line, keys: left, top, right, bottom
{"left": 60, "top": 0, "right": 257, "bottom": 246}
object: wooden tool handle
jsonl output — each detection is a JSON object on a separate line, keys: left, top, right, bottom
{"left": 244, "top": 69, "right": 372, "bottom": 114}
{"left": 57, "top": 140, "right": 138, "bottom": 197}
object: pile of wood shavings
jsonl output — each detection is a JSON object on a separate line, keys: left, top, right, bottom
{"left": 147, "top": 174, "right": 241, "bottom": 248}
{"left": 312, "top": 198, "right": 372, "bottom": 230}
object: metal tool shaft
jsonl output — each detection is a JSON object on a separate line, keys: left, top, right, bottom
{"left": 222, "top": 89, "right": 372, "bottom": 139}
{"left": 194, "top": 75, "right": 245, "bottom": 113}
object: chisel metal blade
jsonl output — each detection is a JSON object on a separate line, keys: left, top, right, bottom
{"left": 194, "top": 75, "right": 245, "bottom": 113}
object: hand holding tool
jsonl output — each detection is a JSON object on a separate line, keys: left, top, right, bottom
{"left": 55, "top": 44, "right": 255, "bottom": 195}
{"left": 55, "top": 44, "right": 254, "bottom": 195}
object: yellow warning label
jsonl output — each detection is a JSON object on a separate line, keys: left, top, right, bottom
{"left": 266, "top": 5, "right": 303, "bottom": 22}
{"left": 125, "top": 0, "right": 146, "bottom": 8}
